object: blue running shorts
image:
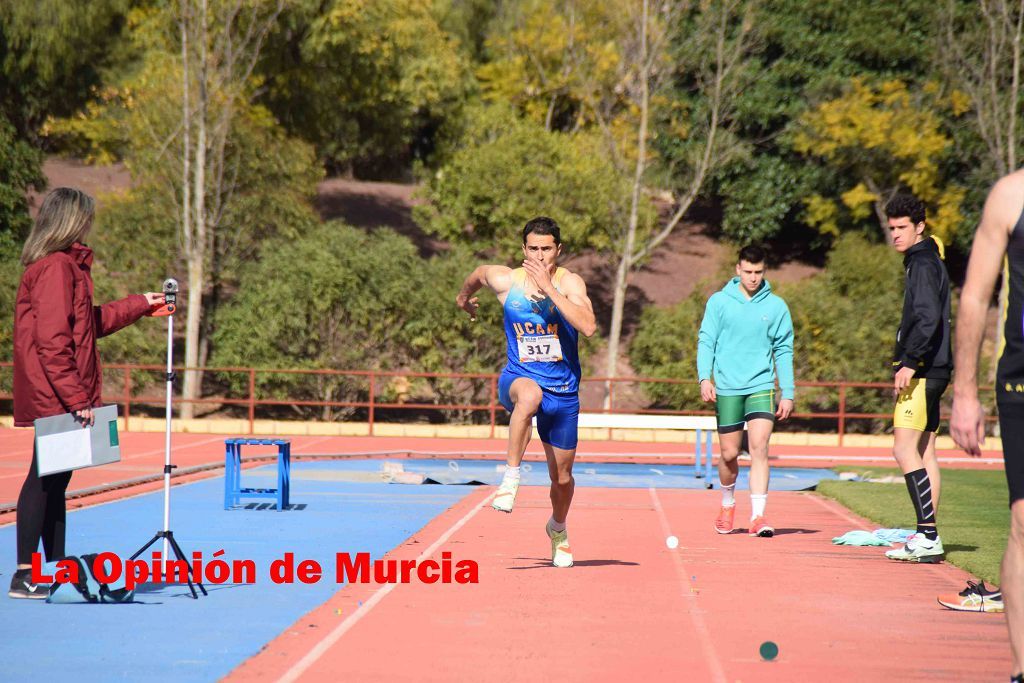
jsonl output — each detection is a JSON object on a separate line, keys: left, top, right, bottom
{"left": 498, "top": 370, "right": 580, "bottom": 450}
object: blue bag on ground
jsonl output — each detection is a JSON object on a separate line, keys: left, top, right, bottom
{"left": 831, "top": 530, "right": 892, "bottom": 546}
{"left": 872, "top": 528, "right": 916, "bottom": 544}
{"left": 47, "top": 553, "right": 135, "bottom": 604}
{"left": 831, "top": 528, "right": 917, "bottom": 547}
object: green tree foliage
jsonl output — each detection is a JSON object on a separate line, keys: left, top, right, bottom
{"left": 475, "top": 0, "right": 756, "bottom": 394}
{"left": 718, "top": 0, "right": 938, "bottom": 243}
{"left": 0, "top": 113, "right": 45, "bottom": 239}
{"left": 0, "top": 0, "right": 1000, "bottom": 411}
{"left": 0, "top": 113, "right": 44, "bottom": 369}
{"left": 260, "top": 0, "right": 470, "bottom": 176}
{"left": 51, "top": 48, "right": 322, "bottom": 278}
{"left": 477, "top": 0, "right": 630, "bottom": 137}
{"left": 210, "top": 224, "right": 507, "bottom": 421}
{"left": 740, "top": 0, "right": 934, "bottom": 133}
{"left": 627, "top": 289, "right": 709, "bottom": 412}
{"left": 630, "top": 234, "right": 904, "bottom": 428}
{"left": 88, "top": 191, "right": 177, "bottom": 371}
{"left": 0, "top": 0, "right": 137, "bottom": 142}
{"left": 717, "top": 155, "right": 813, "bottom": 243}
{"left": 0, "top": 233, "right": 23, "bottom": 366}
{"left": 433, "top": 0, "right": 501, "bottom": 63}
{"left": 46, "top": 5, "right": 323, "bottom": 406}
{"left": 414, "top": 106, "right": 634, "bottom": 257}
{"left": 777, "top": 234, "right": 903, "bottom": 426}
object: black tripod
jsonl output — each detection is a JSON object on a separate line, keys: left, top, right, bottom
{"left": 129, "top": 278, "right": 207, "bottom": 599}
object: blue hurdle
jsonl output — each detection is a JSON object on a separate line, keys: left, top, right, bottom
{"left": 224, "top": 438, "right": 291, "bottom": 510}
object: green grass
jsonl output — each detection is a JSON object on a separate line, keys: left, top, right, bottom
{"left": 817, "top": 467, "right": 1011, "bottom": 583}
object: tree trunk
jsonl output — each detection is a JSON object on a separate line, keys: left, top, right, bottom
{"left": 873, "top": 198, "right": 893, "bottom": 245}
{"left": 179, "top": 0, "right": 191, "bottom": 420}
{"left": 864, "top": 177, "right": 893, "bottom": 245}
{"left": 604, "top": 255, "right": 631, "bottom": 409}
{"left": 182, "top": 258, "right": 204, "bottom": 418}
{"left": 602, "top": 0, "right": 747, "bottom": 391}
{"left": 181, "top": 0, "right": 208, "bottom": 419}
{"left": 603, "top": 0, "right": 649, "bottom": 409}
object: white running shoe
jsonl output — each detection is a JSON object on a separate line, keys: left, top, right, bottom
{"left": 492, "top": 476, "right": 520, "bottom": 513}
{"left": 885, "top": 533, "right": 944, "bottom": 563}
{"left": 545, "top": 519, "right": 573, "bottom": 568}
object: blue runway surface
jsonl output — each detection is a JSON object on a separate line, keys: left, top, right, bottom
{"left": 322, "top": 457, "right": 837, "bottom": 490}
{"left": 0, "top": 460, "right": 836, "bottom": 681}
{"left": 0, "top": 464, "right": 473, "bottom": 683}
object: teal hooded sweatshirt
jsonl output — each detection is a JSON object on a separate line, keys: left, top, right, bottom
{"left": 696, "top": 277, "right": 795, "bottom": 400}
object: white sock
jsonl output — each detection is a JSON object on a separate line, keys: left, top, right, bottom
{"left": 548, "top": 517, "right": 566, "bottom": 532}
{"left": 503, "top": 465, "right": 521, "bottom": 483}
{"left": 720, "top": 483, "right": 736, "bottom": 507}
{"left": 750, "top": 493, "right": 767, "bottom": 520}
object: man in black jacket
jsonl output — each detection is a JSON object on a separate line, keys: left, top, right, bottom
{"left": 884, "top": 193, "right": 952, "bottom": 564}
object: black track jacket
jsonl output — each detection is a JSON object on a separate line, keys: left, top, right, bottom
{"left": 892, "top": 236, "right": 952, "bottom": 380}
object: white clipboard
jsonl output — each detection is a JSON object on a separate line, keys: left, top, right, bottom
{"left": 34, "top": 405, "right": 121, "bottom": 476}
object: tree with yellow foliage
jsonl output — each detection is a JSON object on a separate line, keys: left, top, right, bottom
{"left": 477, "top": 0, "right": 631, "bottom": 138}
{"left": 793, "top": 78, "right": 967, "bottom": 245}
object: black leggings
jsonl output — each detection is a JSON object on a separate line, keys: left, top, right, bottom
{"left": 16, "top": 447, "right": 72, "bottom": 565}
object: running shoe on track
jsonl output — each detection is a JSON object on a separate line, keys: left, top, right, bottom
{"left": 545, "top": 519, "right": 573, "bottom": 568}
{"left": 885, "top": 533, "right": 944, "bottom": 563}
{"left": 492, "top": 477, "right": 520, "bottom": 513}
{"left": 937, "top": 581, "right": 1004, "bottom": 613}
{"left": 714, "top": 505, "right": 736, "bottom": 534}
{"left": 749, "top": 516, "right": 774, "bottom": 537}
{"left": 8, "top": 569, "right": 48, "bottom": 599}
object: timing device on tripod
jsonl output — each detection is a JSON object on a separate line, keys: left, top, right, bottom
{"left": 129, "top": 278, "right": 207, "bottom": 599}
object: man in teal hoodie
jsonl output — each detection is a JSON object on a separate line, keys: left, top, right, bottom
{"left": 697, "top": 245, "right": 795, "bottom": 537}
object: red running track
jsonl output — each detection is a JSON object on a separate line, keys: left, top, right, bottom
{"left": 224, "top": 486, "right": 1010, "bottom": 682}
{"left": 0, "top": 426, "right": 1012, "bottom": 680}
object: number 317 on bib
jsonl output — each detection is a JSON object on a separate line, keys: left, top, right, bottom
{"left": 517, "top": 334, "right": 563, "bottom": 363}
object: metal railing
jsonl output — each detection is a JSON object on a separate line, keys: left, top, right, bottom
{"left": 0, "top": 363, "right": 997, "bottom": 446}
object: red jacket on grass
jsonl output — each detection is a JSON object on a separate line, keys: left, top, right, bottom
{"left": 13, "top": 243, "right": 150, "bottom": 427}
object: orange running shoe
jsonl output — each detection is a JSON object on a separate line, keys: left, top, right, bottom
{"left": 937, "top": 581, "right": 1003, "bottom": 613}
{"left": 714, "top": 505, "right": 736, "bottom": 534}
{"left": 749, "top": 516, "right": 775, "bottom": 537}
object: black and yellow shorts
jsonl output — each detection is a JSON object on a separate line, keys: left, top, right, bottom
{"left": 893, "top": 377, "right": 949, "bottom": 433}
{"left": 715, "top": 390, "right": 775, "bottom": 434}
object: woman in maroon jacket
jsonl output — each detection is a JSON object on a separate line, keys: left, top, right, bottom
{"left": 9, "top": 187, "right": 163, "bottom": 599}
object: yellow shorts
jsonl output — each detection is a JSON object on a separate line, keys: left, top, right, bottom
{"left": 893, "top": 377, "right": 949, "bottom": 433}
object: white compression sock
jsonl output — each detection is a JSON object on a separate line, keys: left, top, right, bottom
{"left": 503, "top": 465, "right": 521, "bottom": 483}
{"left": 720, "top": 482, "right": 736, "bottom": 507}
{"left": 750, "top": 493, "right": 767, "bottom": 520}
{"left": 548, "top": 517, "right": 566, "bottom": 532}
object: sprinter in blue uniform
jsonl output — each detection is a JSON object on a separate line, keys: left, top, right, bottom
{"left": 456, "top": 217, "right": 596, "bottom": 568}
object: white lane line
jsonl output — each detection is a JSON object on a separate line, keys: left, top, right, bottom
{"left": 275, "top": 490, "right": 495, "bottom": 683}
{"left": 649, "top": 487, "right": 727, "bottom": 683}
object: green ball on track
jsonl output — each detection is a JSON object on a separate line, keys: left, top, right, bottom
{"left": 759, "top": 641, "right": 779, "bottom": 661}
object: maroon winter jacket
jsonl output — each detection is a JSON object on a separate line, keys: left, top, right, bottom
{"left": 13, "top": 243, "right": 150, "bottom": 427}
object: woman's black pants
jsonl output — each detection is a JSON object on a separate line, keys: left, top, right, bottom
{"left": 16, "top": 447, "right": 72, "bottom": 565}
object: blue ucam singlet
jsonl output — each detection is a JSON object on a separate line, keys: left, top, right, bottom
{"left": 502, "top": 267, "right": 581, "bottom": 394}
